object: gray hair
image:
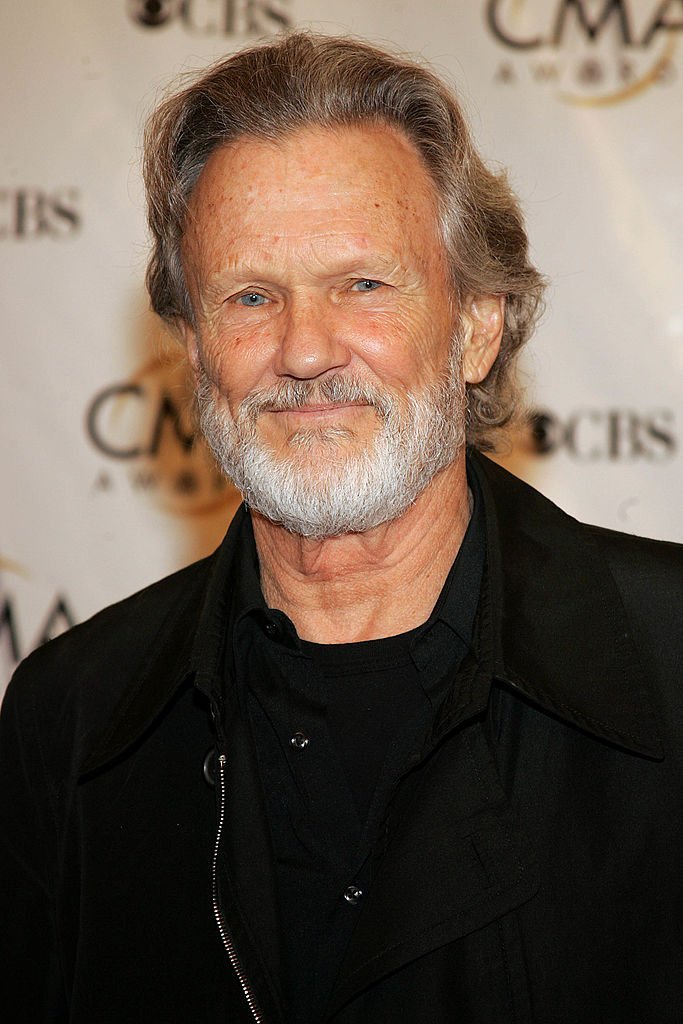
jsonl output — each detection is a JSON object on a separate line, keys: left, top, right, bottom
{"left": 143, "top": 31, "right": 545, "bottom": 450}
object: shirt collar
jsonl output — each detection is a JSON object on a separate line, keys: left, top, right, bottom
{"left": 409, "top": 462, "right": 485, "bottom": 675}
{"left": 221, "top": 463, "right": 486, "bottom": 709}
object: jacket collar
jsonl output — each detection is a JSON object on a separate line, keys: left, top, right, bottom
{"left": 80, "top": 452, "right": 663, "bottom": 777}
{"left": 79, "top": 508, "right": 251, "bottom": 776}
{"left": 464, "top": 452, "right": 663, "bottom": 758}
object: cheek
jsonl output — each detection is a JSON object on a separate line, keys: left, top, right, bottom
{"left": 199, "top": 327, "right": 276, "bottom": 397}
{"left": 353, "top": 308, "right": 451, "bottom": 386}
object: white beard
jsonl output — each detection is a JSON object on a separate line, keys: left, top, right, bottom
{"left": 196, "top": 351, "right": 466, "bottom": 539}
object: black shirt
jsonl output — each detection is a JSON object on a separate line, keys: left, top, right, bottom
{"left": 227, "top": 476, "right": 485, "bottom": 1022}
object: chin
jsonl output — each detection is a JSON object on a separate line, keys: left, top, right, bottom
{"left": 269, "top": 423, "right": 366, "bottom": 453}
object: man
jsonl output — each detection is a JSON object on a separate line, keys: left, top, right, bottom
{"left": 1, "top": 31, "right": 681, "bottom": 1024}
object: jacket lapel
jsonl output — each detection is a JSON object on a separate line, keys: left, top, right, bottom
{"left": 79, "top": 507, "right": 251, "bottom": 778}
{"left": 78, "top": 569, "right": 205, "bottom": 777}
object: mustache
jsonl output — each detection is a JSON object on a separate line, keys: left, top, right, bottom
{"left": 237, "top": 375, "right": 395, "bottom": 422}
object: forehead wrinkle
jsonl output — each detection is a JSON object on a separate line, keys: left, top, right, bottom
{"left": 189, "top": 206, "right": 380, "bottom": 274}
{"left": 187, "top": 126, "right": 438, "bottom": 233}
{"left": 217, "top": 125, "right": 426, "bottom": 195}
{"left": 202, "top": 231, "right": 412, "bottom": 286}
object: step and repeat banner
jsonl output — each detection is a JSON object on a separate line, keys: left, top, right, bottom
{"left": 2, "top": 1, "right": 682, "bottom": 695}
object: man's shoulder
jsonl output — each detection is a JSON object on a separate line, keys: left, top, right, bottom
{"left": 4, "top": 554, "right": 215, "bottom": 736}
{"left": 476, "top": 452, "right": 683, "bottom": 577}
{"left": 586, "top": 523, "right": 683, "bottom": 656}
{"left": 474, "top": 450, "right": 683, "bottom": 665}
{"left": 25, "top": 554, "right": 212, "bottom": 672}
{"left": 586, "top": 521, "right": 683, "bottom": 577}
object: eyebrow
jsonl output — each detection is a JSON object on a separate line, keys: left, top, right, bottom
{"left": 204, "top": 249, "right": 404, "bottom": 286}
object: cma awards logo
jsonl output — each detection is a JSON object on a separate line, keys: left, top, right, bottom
{"left": 86, "top": 355, "right": 238, "bottom": 516}
{"left": 127, "top": 0, "right": 292, "bottom": 34}
{"left": 528, "top": 407, "right": 677, "bottom": 460}
{"left": 487, "top": 0, "right": 682, "bottom": 104}
{"left": 0, "top": 188, "right": 81, "bottom": 240}
{"left": 0, "top": 558, "right": 76, "bottom": 673}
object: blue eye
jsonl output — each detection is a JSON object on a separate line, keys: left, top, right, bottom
{"left": 236, "top": 292, "right": 267, "bottom": 307}
{"left": 353, "top": 279, "right": 382, "bottom": 292}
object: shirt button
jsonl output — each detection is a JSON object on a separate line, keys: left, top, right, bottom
{"left": 290, "top": 732, "right": 309, "bottom": 750}
{"left": 264, "top": 621, "right": 280, "bottom": 639}
{"left": 343, "top": 884, "right": 363, "bottom": 905}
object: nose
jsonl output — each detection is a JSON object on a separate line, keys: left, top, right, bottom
{"left": 273, "top": 296, "right": 351, "bottom": 380}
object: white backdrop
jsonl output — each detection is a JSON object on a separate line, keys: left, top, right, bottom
{"left": 2, "top": 0, "right": 682, "bottom": 696}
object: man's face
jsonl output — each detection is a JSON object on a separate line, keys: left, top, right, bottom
{"left": 181, "top": 123, "right": 467, "bottom": 536}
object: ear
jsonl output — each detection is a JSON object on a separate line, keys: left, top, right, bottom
{"left": 177, "top": 319, "right": 201, "bottom": 379}
{"left": 461, "top": 294, "right": 505, "bottom": 384}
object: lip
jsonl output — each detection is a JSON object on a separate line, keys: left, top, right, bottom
{"left": 268, "top": 402, "right": 369, "bottom": 417}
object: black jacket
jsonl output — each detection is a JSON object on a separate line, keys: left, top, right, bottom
{"left": 2, "top": 453, "right": 682, "bottom": 1023}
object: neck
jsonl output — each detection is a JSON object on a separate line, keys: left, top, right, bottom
{"left": 251, "top": 454, "right": 471, "bottom": 643}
